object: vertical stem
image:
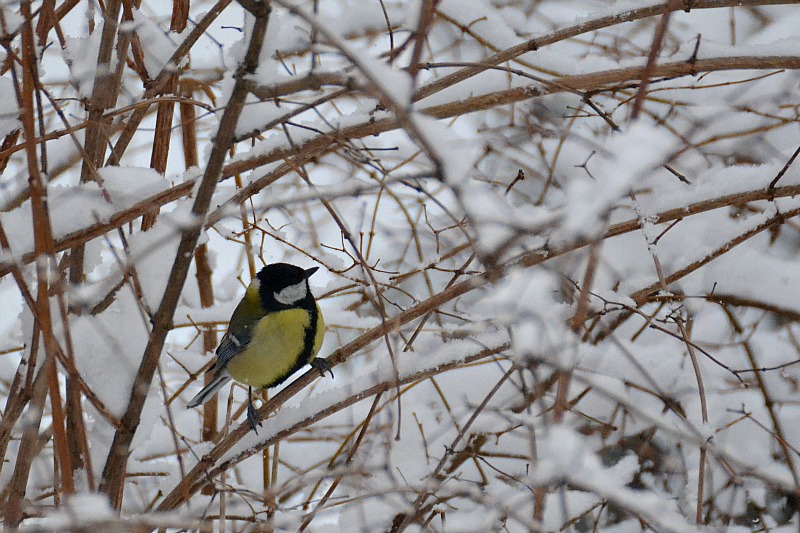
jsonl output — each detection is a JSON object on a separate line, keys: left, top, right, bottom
{"left": 220, "top": 392, "right": 235, "bottom": 532}
{"left": 4, "top": 361, "right": 51, "bottom": 526}
{"left": 142, "top": 0, "right": 188, "bottom": 233}
{"left": 234, "top": 172, "right": 258, "bottom": 280}
{"left": 234, "top": 170, "right": 267, "bottom": 495}
{"left": 194, "top": 245, "right": 218, "bottom": 443}
{"left": 633, "top": 189, "right": 709, "bottom": 524}
{"left": 142, "top": 73, "right": 179, "bottom": 230}
{"left": 0, "top": 222, "right": 39, "bottom": 482}
{"left": 59, "top": 289, "right": 95, "bottom": 490}
{"left": 4, "top": 20, "right": 74, "bottom": 512}
{"left": 631, "top": 0, "right": 680, "bottom": 119}
{"left": 179, "top": 91, "right": 199, "bottom": 169}
{"left": 697, "top": 447, "right": 707, "bottom": 524}
{"left": 70, "top": 0, "right": 123, "bottom": 286}
{"left": 13, "top": 2, "right": 75, "bottom": 514}
{"left": 183, "top": 81, "right": 220, "bottom": 448}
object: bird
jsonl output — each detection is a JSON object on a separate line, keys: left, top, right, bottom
{"left": 187, "top": 263, "right": 331, "bottom": 432}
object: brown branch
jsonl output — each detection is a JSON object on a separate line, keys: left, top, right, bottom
{"left": 183, "top": 82, "right": 218, "bottom": 446}
{"left": 22, "top": 0, "right": 72, "bottom": 496}
{"left": 406, "top": 0, "right": 440, "bottom": 79}
{"left": 141, "top": 73, "right": 179, "bottom": 230}
{"left": 630, "top": 206, "right": 800, "bottom": 305}
{"left": 3, "top": 359, "right": 51, "bottom": 526}
{"left": 724, "top": 310, "right": 799, "bottom": 486}
{"left": 705, "top": 293, "right": 800, "bottom": 322}
{"left": 69, "top": 0, "right": 124, "bottom": 285}
{"left": 631, "top": 0, "right": 679, "bottom": 119}
{"left": 0, "top": 222, "right": 40, "bottom": 479}
{"left": 419, "top": 56, "right": 800, "bottom": 120}
{"left": 196, "top": 244, "right": 219, "bottom": 443}
{"left": 5, "top": 2, "right": 72, "bottom": 524}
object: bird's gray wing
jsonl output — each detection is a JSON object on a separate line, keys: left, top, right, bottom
{"left": 213, "top": 330, "right": 251, "bottom": 372}
{"left": 211, "top": 288, "right": 264, "bottom": 373}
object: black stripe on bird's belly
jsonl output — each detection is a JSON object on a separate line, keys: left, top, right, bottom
{"left": 270, "top": 302, "right": 319, "bottom": 387}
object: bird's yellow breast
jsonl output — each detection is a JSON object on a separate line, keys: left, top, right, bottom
{"left": 226, "top": 306, "right": 325, "bottom": 388}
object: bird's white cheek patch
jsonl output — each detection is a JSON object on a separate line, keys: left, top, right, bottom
{"left": 275, "top": 281, "right": 307, "bottom": 304}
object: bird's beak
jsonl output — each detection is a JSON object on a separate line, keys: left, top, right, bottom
{"left": 304, "top": 266, "right": 319, "bottom": 278}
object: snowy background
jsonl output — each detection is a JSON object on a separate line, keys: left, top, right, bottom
{"left": 1, "top": 0, "right": 800, "bottom": 531}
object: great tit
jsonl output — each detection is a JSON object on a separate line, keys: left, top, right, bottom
{"left": 187, "top": 263, "right": 330, "bottom": 432}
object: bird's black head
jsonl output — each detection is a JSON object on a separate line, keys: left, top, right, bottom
{"left": 256, "top": 263, "right": 319, "bottom": 309}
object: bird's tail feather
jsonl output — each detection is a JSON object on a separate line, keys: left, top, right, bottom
{"left": 186, "top": 372, "right": 231, "bottom": 408}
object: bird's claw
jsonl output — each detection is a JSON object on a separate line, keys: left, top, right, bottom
{"left": 310, "top": 357, "right": 334, "bottom": 379}
{"left": 246, "top": 400, "right": 263, "bottom": 434}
